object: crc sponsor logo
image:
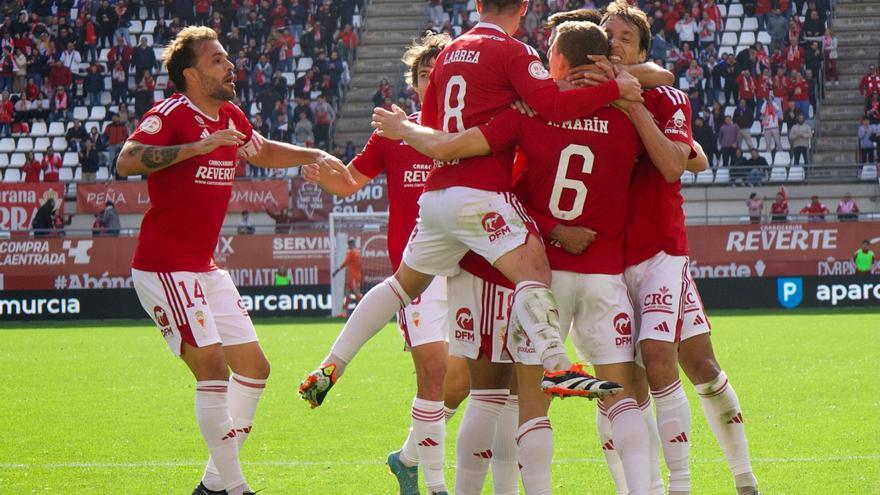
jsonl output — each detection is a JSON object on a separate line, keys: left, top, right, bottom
{"left": 613, "top": 312, "right": 632, "bottom": 348}
{"left": 454, "top": 307, "right": 474, "bottom": 343}
{"left": 777, "top": 277, "right": 803, "bottom": 309}
{"left": 643, "top": 286, "right": 674, "bottom": 314}
{"left": 725, "top": 224, "right": 838, "bottom": 253}
{"left": 689, "top": 260, "right": 766, "bottom": 278}
{"left": 482, "top": 212, "right": 511, "bottom": 243}
{"left": 0, "top": 297, "right": 80, "bottom": 315}
{"left": 816, "top": 282, "right": 880, "bottom": 306}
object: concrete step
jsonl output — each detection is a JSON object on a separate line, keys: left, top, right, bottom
{"left": 335, "top": 117, "right": 375, "bottom": 133}
{"left": 354, "top": 57, "right": 408, "bottom": 74}
{"left": 366, "top": 15, "right": 427, "bottom": 31}
{"left": 837, "top": 45, "right": 879, "bottom": 60}
{"left": 812, "top": 151, "right": 861, "bottom": 165}
{"left": 832, "top": 30, "right": 880, "bottom": 44}
{"left": 833, "top": 3, "right": 880, "bottom": 14}
{"left": 817, "top": 136, "right": 859, "bottom": 148}
{"left": 367, "top": 2, "right": 426, "bottom": 16}
{"left": 362, "top": 30, "right": 421, "bottom": 46}
{"left": 359, "top": 45, "right": 408, "bottom": 60}
{"left": 335, "top": 130, "right": 370, "bottom": 146}
{"left": 838, "top": 60, "right": 875, "bottom": 76}
{"left": 820, "top": 105, "right": 868, "bottom": 118}
{"left": 823, "top": 92, "right": 873, "bottom": 104}
{"left": 831, "top": 15, "right": 880, "bottom": 29}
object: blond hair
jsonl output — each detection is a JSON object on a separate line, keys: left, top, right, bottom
{"left": 162, "top": 26, "right": 219, "bottom": 91}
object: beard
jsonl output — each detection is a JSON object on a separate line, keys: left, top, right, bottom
{"left": 207, "top": 79, "right": 236, "bottom": 101}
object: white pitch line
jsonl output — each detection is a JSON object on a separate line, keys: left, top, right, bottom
{"left": 1, "top": 455, "right": 878, "bottom": 470}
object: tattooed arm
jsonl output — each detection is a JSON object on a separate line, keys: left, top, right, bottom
{"left": 116, "top": 128, "right": 246, "bottom": 177}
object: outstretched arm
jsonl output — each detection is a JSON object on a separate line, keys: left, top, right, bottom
{"left": 372, "top": 105, "right": 492, "bottom": 162}
{"left": 117, "top": 128, "right": 245, "bottom": 176}
{"left": 247, "top": 132, "right": 354, "bottom": 185}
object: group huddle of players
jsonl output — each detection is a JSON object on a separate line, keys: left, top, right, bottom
{"left": 298, "top": 1, "right": 761, "bottom": 494}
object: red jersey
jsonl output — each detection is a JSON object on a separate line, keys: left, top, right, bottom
{"left": 351, "top": 113, "right": 431, "bottom": 271}
{"left": 41, "top": 153, "right": 62, "bottom": 182}
{"left": 480, "top": 107, "right": 642, "bottom": 274}
{"left": 22, "top": 159, "right": 42, "bottom": 182}
{"left": 736, "top": 72, "right": 755, "bottom": 99}
{"left": 624, "top": 87, "right": 697, "bottom": 267}
{"left": 129, "top": 93, "right": 263, "bottom": 272}
{"left": 790, "top": 79, "right": 810, "bottom": 101}
{"left": 420, "top": 22, "right": 620, "bottom": 193}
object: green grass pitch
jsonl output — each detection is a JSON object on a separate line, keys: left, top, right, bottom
{"left": 1, "top": 309, "right": 878, "bottom": 494}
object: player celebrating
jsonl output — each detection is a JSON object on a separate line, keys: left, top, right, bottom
{"left": 116, "top": 26, "right": 350, "bottom": 495}
{"left": 373, "top": 21, "right": 656, "bottom": 494}
{"left": 300, "top": 32, "right": 471, "bottom": 495}
{"left": 599, "top": 2, "right": 761, "bottom": 494}
{"left": 333, "top": 238, "right": 363, "bottom": 316}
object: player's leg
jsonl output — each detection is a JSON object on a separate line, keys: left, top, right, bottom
{"left": 491, "top": 370, "right": 519, "bottom": 495}
{"left": 631, "top": 365, "right": 664, "bottom": 495}
{"left": 678, "top": 279, "right": 759, "bottom": 495}
{"left": 626, "top": 254, "right": 692, "bottom": 495}
{"left": 131, "top": 269, "right": 253, "bottom": 495}
{"left": 444, "top": 355, "right": 470, "bottom": 417}
{"left": 514, "top": 363, "right": 554, "bottom": 495}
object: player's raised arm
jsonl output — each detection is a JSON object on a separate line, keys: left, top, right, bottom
{"left": 245, "top": 131, "right": 355, "bottom": 184}
{"left": 372, "top": 105, "right": 492, "bottom": 162}
{"left": 117, "top": 128, "right": 245, "bottom": 176}
{"left": 567, "top": 58, "right": 674, "bottom": 89}
{"left": 623, "top": 101, "right": 691, "bottom": 183}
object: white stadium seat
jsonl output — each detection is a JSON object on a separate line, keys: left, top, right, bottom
{"left": 16, "top": 137, "right": 33, "bottom": 152}
{"left": 34, "top": 137, "right": 51, "bottom": 152}
{"left": 2, "top": 168, "right": 20, "bottom": 182}
{"left": 788, "top": 166, "right": 805, "bottom": 181}
{"left": 48, "top": 122, "right": 65, "bottom": 136}
{"left": 769, "top": 165, "right": 787, "bottom": 182}
{"left": 59, "top": 167, "right": 74, "bottom": 182}
{"left": 9, "top": 153, "right": 25, "bottom": 167}
{"left": 52, "top": 137, "right": 67, "bottom": 151}
{"left": 721, "top": 32, "right": 738, "bottom": 47}
{"left": 90, "top": 106, "right": 107, "bottom": 121}
{"left": 739, "top": 32, "right": 756, "bottom": 46}
{"left": 0, "top": 138, "right": 14, "bottom": 152}
{"left": 63, "top": 152, "right": 79, "bottom": 167}
{"left": 31, "top": 122, "right": 48, "bottom": 136}
{"left": 860, "top": 164, "right": 878, "bottom": 181}
{"left": 96, "top": 168, "right": 109, "bottom": 181}
{"left": 742, "top": 17, "right": 759, "bottom": 31}
{"left": 296, "top": 57, "right": 313, "bottom": 72}
{"left": 0, "top": 153, "right": 7, "bottom": 167}
{"left": 695, "top": 170, "right": 714, "bottom": 184}
{"left": 714, "top": 167, "right": 730, "bottom": 184}
{"left": 680, "top": 171, "right": 696, "bottom": 184}
{"left": 727, "top": 3, "right": 744, "bottom": 17}
{"left": 757, "top": 32, "right": 772, "bottom": 45}
{"left": 72, "top": 106, "right": 89, "bottom": 121}
{"left": 725, "top": 18, "right": 742, "bottom": 31}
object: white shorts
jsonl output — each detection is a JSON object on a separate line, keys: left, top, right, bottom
{"left": 552, "top": 271, "right": 636, "bottom": 366}
{"left": 402, "top": 187, "right": 537, "bottom": 277}
{"left": 398, "top": 276, "right": 448, "bottom": 349}
{"left": 624, "top": 252, "right": 690, "bottom": 344}
{"left": 680, "top": 270, "right": 711, "bottom": 341}
{"left": 132, "top": 268, "right": 257, "bottom": 356}
{"left": 446, "top": 270, "right": 514, "bottom": 363}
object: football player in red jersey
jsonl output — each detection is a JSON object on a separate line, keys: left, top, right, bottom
{"left": 300, "top": 33, "right": 476, "bottom": 495}
{"left": 116, "top": 27, "right": 350, "bottom": 495}
{"left": 600, "top": 2, "right": 761, "bottom": 494}
{"left": 373, "top": 21, "right": 659, "bottom": 495}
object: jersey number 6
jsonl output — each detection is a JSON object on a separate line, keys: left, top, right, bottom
{"left": 549, "top": 144, "right": 594, "bottom": 220}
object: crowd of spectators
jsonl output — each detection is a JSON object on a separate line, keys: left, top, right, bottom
{"left": 0, "top": 0, "right": 364, "bottom": 183}
{"left": 858, "top": 61, "right": 880, "bottom": 165}
{"left": 745, "top": 186, "right": 863, "bottom": 223}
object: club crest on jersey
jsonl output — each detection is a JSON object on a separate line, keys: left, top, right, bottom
{"left": 139, "top": 115, "right": 162, "bottom": 134}
{"left": 455, "top": 308, "right": 474, "bottom": 343}
{"left": 613, "top": 312, "right": 633, "bottom": 348}
{"left": 528, "top": 60, "right": 550, "bottom": 80}
{"left": 412, "top": 311, "right": 421, "bottom": 327}
{"left": 195, "top": 310, "right": 206, "bottom": 328}
{"left": 664, "top": 109, "right": 689, "bottom": 137}
{"left": 482, "top": 212, "right": 511, "bottom": 243}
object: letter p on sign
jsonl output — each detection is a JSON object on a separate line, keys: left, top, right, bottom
{"left": 777, "top": 277, "right": 803, "bottom": 309}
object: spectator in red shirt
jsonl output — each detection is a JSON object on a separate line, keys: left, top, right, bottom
{"left": 41, "top": 146, "right": 62, "bottom": 182}
{"left": 859, "top": 65, "right": 880, "bottom": 100}
{"left": 336, "top": 24, "right": 359, "bottom": 63}
{"left": 790, "top": 71, "right": 811, "bottom": 119}
{"left": 770, "top": 187, "right": 789, "bottom": 223}
{"left": 755, "top": 67, "right": 772, "bottom": 118}
{"left": 800, "top": 195, "right": 830, "bottom": 222}
{"left": 22, "top": 151, "right": 42, "bottom": 182}
{"left": 772, "top": 66, "right": 790, "bottom": 111}
{"left": 0, "top": 90, "right": 12, "bottom": 137}
{"left": 47, "top": 59, "right": 72, "bottom": 93}
{"left": 737, "top": 69, "right": 757, "bottom": 115}
{"left": 784, "top": 43, "right": 804, "bottom": 73}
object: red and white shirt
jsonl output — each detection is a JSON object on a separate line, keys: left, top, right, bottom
{"left": 129, "top": 93, "right": 263, "bottom": 272}
{"left": 41, "top": 153, "right": 62, "bottom": 181}
{"left": 624, "top": 87, "right": 697, "bottom": 268}
{"left": 351, "top": 113, "right": 431, "bottom": 271}
{"left": 480, "top": 107, "right": 643, "bottom": 275}
{"left": 420, "top": 22, "right": 620, "bottom": 193}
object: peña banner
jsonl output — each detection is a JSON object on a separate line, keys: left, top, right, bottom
{"left": 75, "top": 179, "right": 290, "bottom": 214}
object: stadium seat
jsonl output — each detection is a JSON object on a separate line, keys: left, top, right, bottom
{"left": 17, "top": 138, "right": 33, "bottom": 152}
{"left": 31, "top": 122, "right": 48, "bottom": 137}
{"left": 128, "top": 175, "right": 142, "bottom": 180}
{"left": 781, "top": 136, "right": 790, "bottom": 150}
{"left": 750, "top": 121, "right": 762, "bottom": 136}
{"left": 680, "top": 170, "right": 695, "bottom": 184}
{"left": 860, "top": 164, "right": 878, "bottom": 181}
{"left": 353, "top": 14, "right": 361, "bottom": 29}
{"left": 34, "top": 137, "right": 51, "bottom": 152}
{"left": 144, "top": 20, "right": 157, "bottom": 34}
{"left": 714, "top": 167, "right": 730, "bottom": 184}
{"left": 725, "top": 18, "right": 742, "bottom": 31}
{"left": 0, "top": 138, "right": 14, "bottom": 153}
{"left": 100, "top": 121, "right": 111, "bottom": 133}
{"left": 130, "top": 20, "right": 143, "bottom": 35}
{"left": 99, "top": 48, "right": 110, "bottom": 63}
{"left": 74, "top": 167, "right": 82, "bottom": 181}
{"left": 63, "top": 152, "right": 79, "bottom": 167}
{"left": 757, "top": 31, "right": 772, "bottom": 45}
{"left": 156, "top": 74, "right": 169, "bottom": 89}
{"left": 282, "top": 72, "right": 296, "bottom": 86}
{"left": 742, "top": 17, "right": 759, "bottom": 31}
{"left": 2, "top": 167, "right": 20, "bottom": 182}
{"left": 788, "top": 165, "right": 805, "bottom": 181}
{"left": 727, "top": 3, "right": 744, "bottom": 17}
{"left": 139, "top": 34, "right": 154, "bottom": 46}
{"left": 73, "top": 106, "right": 89, "bottom": 121}
{"left": 293, "top": 44, "right": 302, "bottom": 58}
{"left": 469, "top": 10, "right": 480, "bottom": 24}
{"left": 0, "top": 153, "right": 8, "bottom": 167}
{"left": 678, "top": 77, "right": 690, "bottom": 90}
{"left": 47, "top": 122, "right": 65, "bottom": 137}
{"left": 718, "top": 4, "right": 727, "bottom": 17}
{"left": 695, "top": 169, "right": 714, "bottom": 184}
{"left": 296, "top": 57, "right": 313, "bottom": 72}
{"left": 721, "top": 32, "right": 738, "bottom": 47}
{"left": 90, "top": 106, "right": 107, "bottom": 121}
{"left": 769, "top": 165, "right": 787, "bottom": 182}
{"left": 59, "top": 167, "right": 74, "bottom": 182}
{"left": 9, "top": 153, "right": 25, "bottom": 167}
{"left": 739, "top": 31, "right": 756, "bottom": 46}
{"left": 52, "top": 137, "right": 67, "bottom": 151}
{"left": 775, "top": 151, "right": 791, "bottom": 165}
{"left": 100, "top": 91, "right": 112, "bottom": 105}
{"left": 724, "top": 106, "right": 735, "bottom": 118}
{"left": 96, "top": 168, "right": 109, "bottom": 181}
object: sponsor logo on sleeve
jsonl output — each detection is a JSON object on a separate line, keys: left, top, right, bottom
{"left": 138, "top": 115, "right": 162, "bottom": 134}
{"left": 528, "top": 60, "right": 550, "bottom": 80}
{"left": 663, "top": 108, "right": 689, "bottom": 137}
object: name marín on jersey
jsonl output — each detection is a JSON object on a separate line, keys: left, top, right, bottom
{"left": 547, "top": 117, "right": 609, "bottom": 134}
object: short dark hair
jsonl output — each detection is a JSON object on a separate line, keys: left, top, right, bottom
{"left": 481, "top": 0, "right": 524, "bottom": 13}
{"left": 162, "top": 26, "right": 218, "bottom": 92}
{"left": 401, "top": 32, "right": 451, "bottom": 86}
{"left": 546, "top": 9, "right": 601, "bottom": 29}
{"left": 601, "top": 0, "right": 652, "bottom": 58}
{"left": 553, "top": 21, "right": 609, "bottom": 68}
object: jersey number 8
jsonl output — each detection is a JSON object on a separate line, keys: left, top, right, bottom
{"left": 443, "top": 75, "right": 466, "bottom": 132}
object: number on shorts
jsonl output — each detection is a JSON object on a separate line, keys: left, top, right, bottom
{"left": 178, "top": 280, "right": 207, "bottom": 308}
{"left": 495, "top": 291, "right": 514, "bottom": 321}
{"left": 549, "top": 144, "right": 595, "bottom": 220}
{"left": 443, "top": 75, "right": 466, "bottom": 132}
